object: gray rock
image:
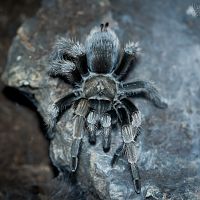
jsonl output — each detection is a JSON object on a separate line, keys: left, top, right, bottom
{"left": 2, "top": 0, "right": 200, "bottom": 199}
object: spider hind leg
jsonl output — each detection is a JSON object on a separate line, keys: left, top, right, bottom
{"left": 122, "top": 125, "right": 141, "bottom": 194}
{"left": 113, "top": 100, "right": 141, "bottom": 194}
{"left": 71, "top": 99, "right": 90, "bottom": 172}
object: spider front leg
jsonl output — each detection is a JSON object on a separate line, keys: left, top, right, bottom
{"left": 119, "top": 80, "right": 168, "bottom": 108}
{"left": 71, "top": 99, "right": 90, "bottom": 172}
{"left": 113, "top": 41, "right": 140, "bottom": 80}
{"left": 49, "top": 37, "right": 88, "bottom": 85}
{"left": 113, "top": 100, "right": 141, "bottom": 194}
{"left": 48, "top": 60, "right": 81, "bottom": 84}
{"left": 45, "top": 91, "right": 80, "bottom": 139}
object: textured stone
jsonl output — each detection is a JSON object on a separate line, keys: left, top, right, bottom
{"left": 2, "top": 0, "right": 200, "bottom": 199}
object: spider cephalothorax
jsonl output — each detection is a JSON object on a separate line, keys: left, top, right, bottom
{"left": 46, "top": 23, "right": 167, "bottom": 194}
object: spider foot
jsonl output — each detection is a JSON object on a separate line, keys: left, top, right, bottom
{"left": 130, "top": 164, "right": 141, "bottom": 194}
{"left": 102, "top": 136, "right": 111, "bottom": 153}
{"left": 111, "top": 143, "right": 124, "bottom": 167}
{"left": 88, "top": 131, "right": 96, "bottom": 145}
{"left": 71, "top": 156, "right": 78, "bottom": 172}
{"left": 71, "top": 138, "right": 82, "bottom": 172}
{"left": 111, "top": 154, "right": 119, "bottom": 167}
{"left": 133, "top": 179, "right": 141, "bottom": 194}
{"left": 156, "top": 98, "right": 168, "bottom": 109}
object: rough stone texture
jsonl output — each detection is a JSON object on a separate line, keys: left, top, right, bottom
{"left": 0, "top": 1, "right": 55, "bottom": 200}
{"left": 2, "top": 0, "right": 200, "bottom": 199}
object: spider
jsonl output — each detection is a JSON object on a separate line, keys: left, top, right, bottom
{"left": 46, "top": 22, "right": 167, "bottom": 194}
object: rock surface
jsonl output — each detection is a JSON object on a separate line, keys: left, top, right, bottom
{"left": 0, "top": 1, "right": 55, "bottom": 200}
{"left": 2, "top": 0, "right": 200, "bottom": 199}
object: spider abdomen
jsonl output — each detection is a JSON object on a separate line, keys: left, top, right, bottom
{"left": 85, "top": 27, "right": 121, "bottom": 74}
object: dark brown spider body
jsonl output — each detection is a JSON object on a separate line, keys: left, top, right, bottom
{"left": 47, "top": 23, "right": 167, "bottom": 194}
{"left": 83, "top": 74, "right": 117, "bottom": 100}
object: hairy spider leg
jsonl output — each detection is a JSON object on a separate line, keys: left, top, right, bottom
{"left": 119, "top": 80, "right": 168, "bottom": 108}
{"left": 113, "top": 41, "right": 139, "bottom": 80}
{"left": 107, "top": 109, "right": 118, "bottom": 126}
{"left": 77, "top": 53, "right": 89, "bottom": 77}
{"left": 111, "top": 99, "right": 141, "bottom": 166}
{"left": 71, "top": 99, "right": 90, "bottom": 172}
{"left": 86, "top": 110, "right": 99, "bottom": 144}
{"left": 46, "top": 91, "right": 80, "bottom": 139}
{"left": 48, "top": 59, "right": 82, "bottom": 85}
{"left": 112, "top": 100, "right": 134, "bottom": 157}
{"left": 111, "top": 143, "right": 125, "bottom": 167}
{"left": 121, "top": 98, "right": 142, "bottom": 194}
{"left": 49, "top": 37, "right": 88, "bottom": 86}
{"left": 121, "top": 98, "right": 142, "bottom": 140}
{"left": 100, "top": 113, "right": 112, "bottom": 152}
{"left": 113, "top": 100, "right": 141, "bottom": 194}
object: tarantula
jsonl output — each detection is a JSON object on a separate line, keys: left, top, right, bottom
{"left": 46, "top": 23, "right": 167, "bottom": 194}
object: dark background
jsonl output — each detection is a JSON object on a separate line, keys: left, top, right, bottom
{"left": 0, "top": 0, "right": 54, "bottom": 199}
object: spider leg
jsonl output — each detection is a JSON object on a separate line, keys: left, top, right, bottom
{"left": 71, "top": 99, "right": 90, "bottom": 172}
{"left": 121, "top": 98, "right": 142, "bottom": 140}
{"left": 86, "top": 110, "right": 99, "bottom": 145}
{"left": 107, "top": 109, "right": 118, "bottom": 126}
{"left": 78, "top": 53, "right": 88, "bottom": 76}
{"left": 46, "top": 91, "right": 80, "bottom": 139}
{"left": 100, "top": 113, "right": 112, "bottom": 152}
{"left": 111, "top": 99, "right": 141, "bottom": 166}
{"left": 113, "top": 41, "right": 140, "bottom": 80}
{"left": 119, "top": 80, "right": 167, "bottom": 108}
{"left": 48, "top": 60, "right": 81, "bottom": 85}
{"left": 122, "top": 123, "right": 141, "bottom": 194}
{"left": 49, "top": 37, "right": 88, "bottom": 85}
{"left": 113, "top": 100, "right": 141, "bottom": 194}
{"left": 111, "top": 143, "right": 125, "bottom": 167}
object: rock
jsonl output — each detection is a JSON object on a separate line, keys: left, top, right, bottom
{"left": 2, "top": 0, "right": 200, "bottom": 199}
